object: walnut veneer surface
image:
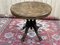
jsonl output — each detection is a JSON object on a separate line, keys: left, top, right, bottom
{"left": 10, "top": 1, "right": 52, "bottom": 19}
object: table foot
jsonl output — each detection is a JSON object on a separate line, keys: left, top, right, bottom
{"left": 21, "top": 19, "right": 42, "bottom": 42}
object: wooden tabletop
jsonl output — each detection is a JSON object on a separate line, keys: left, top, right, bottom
{"left": 10, "top": 2, "right": 52, "bottom": 19}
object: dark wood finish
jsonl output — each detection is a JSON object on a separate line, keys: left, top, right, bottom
{"left": 10, "top": 2, "right": 52, "bottom": 42}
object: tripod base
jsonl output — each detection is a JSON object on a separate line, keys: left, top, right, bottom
{"left": 21, "top": 19, "right": 42, "bottom": 42}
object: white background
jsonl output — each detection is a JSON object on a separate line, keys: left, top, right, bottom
{"left": 0, "top": 0, "right": 60, "bottom": 18}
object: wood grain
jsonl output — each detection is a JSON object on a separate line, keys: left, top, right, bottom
{"left": 10, "top": 1, "right": 52, "bottom": 19}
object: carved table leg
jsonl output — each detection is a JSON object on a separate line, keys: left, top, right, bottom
{"left": 21, "top": 19, "right": 42, "bottom": 42}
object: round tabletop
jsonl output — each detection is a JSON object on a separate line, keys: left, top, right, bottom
{"left": 10, "top": 2, "right": 52, "bottom": 19}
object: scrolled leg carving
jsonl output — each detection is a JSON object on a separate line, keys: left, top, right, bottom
{"left": 21, "top": 19, "right": 42, "bottom": 42}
